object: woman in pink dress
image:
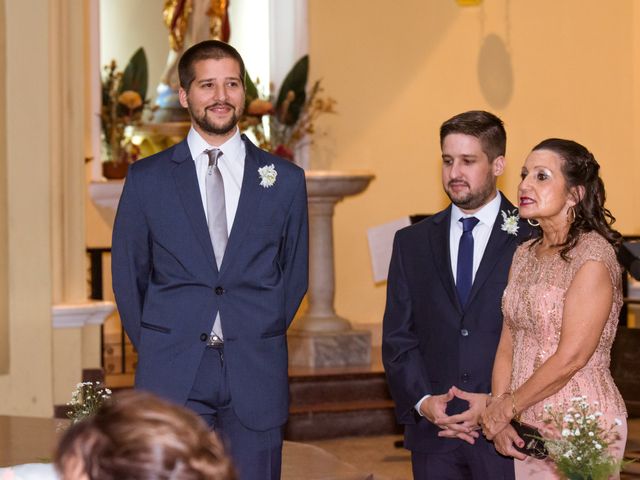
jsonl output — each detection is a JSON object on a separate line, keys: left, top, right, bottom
{"left": 480, "top": 138, "right": 627, "bottom": 479}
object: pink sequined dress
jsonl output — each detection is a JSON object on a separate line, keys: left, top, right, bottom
{"left": 502, "top": 231, "right": 627, "bottom": 479}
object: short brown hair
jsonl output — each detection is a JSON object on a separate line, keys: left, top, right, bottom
{"left": 440, "top": 110, "right": 506, "bottom": 161}
{"left": 178, "top": 40, "right": 246, "bottom": 91}
{"left": 54, "top": 391, "right": 236, "bottom": 480}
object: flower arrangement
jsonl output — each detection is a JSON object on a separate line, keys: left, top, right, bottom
{"left": 240, "top": 55, "right": 337, "bottom": 162}
{"left": 66, "top": 381, "right": 112, "bottom": 424}
{"left": 542, "top": 396, "right": 625, "bottom": 480}
{"left": 100, "top": 47, "right": 153, "bottom": 168}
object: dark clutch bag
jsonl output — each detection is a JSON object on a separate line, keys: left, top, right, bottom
{"left": 510, "top": 419, "right": 549, "bottom": 459}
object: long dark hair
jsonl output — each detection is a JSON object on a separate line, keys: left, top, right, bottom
{"left": 530, "top": 138, "right": 621, "bottom": 260}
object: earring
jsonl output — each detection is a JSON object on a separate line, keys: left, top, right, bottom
{"left": 527, "top": 218, "right": 540, "bottom": 227}
{"left": 567, "top": 206, "right": 576, "bottom": 224}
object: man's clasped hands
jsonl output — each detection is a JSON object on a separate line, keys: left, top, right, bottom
{"left": 418, "top": 386, "right": 532, "bottom": 460}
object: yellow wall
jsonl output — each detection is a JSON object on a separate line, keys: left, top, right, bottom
{"left": 308, "top": 0, "right": 640, "bottom": 329}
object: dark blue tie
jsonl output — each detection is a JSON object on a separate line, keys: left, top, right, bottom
{"left": 456, "top": 217, "right": 480, "bottom": 307}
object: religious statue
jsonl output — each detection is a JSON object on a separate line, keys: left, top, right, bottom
{"left": 154, "top": 0, "right": 230, "bottom": 122}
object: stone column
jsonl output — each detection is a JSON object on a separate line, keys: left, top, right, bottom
{"left": 288, "top": 171, "right": 374, "bottom": 368}
{"left": 298, "top": 194, "right": 351, "bottom": 332}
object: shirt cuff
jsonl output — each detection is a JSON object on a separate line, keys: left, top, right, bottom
{"left": 414, "top": 394, "right": 432, "bottom": 416}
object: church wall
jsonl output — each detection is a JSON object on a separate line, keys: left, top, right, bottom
{"left": 0, "top": 0, "right": 54, "bottom": 416}
{"left": 308, "top": 0, "right": 640, "bottom": 333}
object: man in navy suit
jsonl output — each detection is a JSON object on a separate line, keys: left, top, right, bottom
{"left": 112, "top": 40, "right": 308, "bottom": 480}
{"left": 383, "top": 111, "right": 528, "bottom": 479}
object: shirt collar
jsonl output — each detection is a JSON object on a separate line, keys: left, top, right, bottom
{"left": 186, "top": 126, "right": 243, "bottom": 162}
{"left": 451, "top": 191, "right": 502, "bottom": 228}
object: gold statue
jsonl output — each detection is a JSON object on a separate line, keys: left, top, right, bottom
{"left": 155, "top": 0, "right": 230, "bottom": 122}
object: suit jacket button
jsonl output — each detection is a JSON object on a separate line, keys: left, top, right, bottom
{"left": 461, "top": 373, "right": 470, "bottom": 383}
{"left": 215, "top": 286, "right": 224, "bottom": 295}
{"left": 200, "top": 333, "right": 208, "bottom": 342}
{"left": 461, "top": 328, "right": 469, "bottom": 337}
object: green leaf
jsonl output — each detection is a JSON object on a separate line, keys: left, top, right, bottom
{"left": 120, "top": 47, "right": 148, "bottom": 101}
{"left": 276, "top": 55, "right": 308, "bottom": 126}
{"left": 244, "top": 70, "right": 259, "bottom": 109}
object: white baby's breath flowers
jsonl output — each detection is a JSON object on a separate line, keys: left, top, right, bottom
{"left": 542, "top": 397, "right": 624, "bottom": 480}
{"left": 66, "top": 381, "right": 111, "bottom": 424}
{"left": 258, "top": 164, "right": 277, "bottom": 188}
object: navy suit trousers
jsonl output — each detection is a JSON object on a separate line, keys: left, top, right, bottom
{"left": 411, "top": 435, "right": 515, "bottom": 480}
{"left": 186, "top": 346, "right": 284, "bottom": 480}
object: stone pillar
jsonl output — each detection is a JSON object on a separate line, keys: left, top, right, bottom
{"left": 0, "top": 0, "right": 55, "bottom": 416}
{"left": 288, "top": 171, "right": 374, "bottom": 368}
{"left": 0, "top": 0, "right": 7, "bottom": 376}
{"left": 301, "top": 196, "right": 351, "bottom": 331}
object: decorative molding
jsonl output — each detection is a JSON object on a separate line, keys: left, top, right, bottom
{"left": 52, "top": 301, "right": 115, "bottom": 329}
{"left": 88, "top": 179, "right": 124, "bottom": 227}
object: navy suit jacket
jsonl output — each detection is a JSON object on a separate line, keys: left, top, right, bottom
{"left": 111, "top": 135, "right": 308, "bottom": 432}
{"left": 382, "top": 194, "right": 529, "bottom": 453}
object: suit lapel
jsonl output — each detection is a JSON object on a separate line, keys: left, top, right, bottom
{"left": 171, "top": 140, "right": 217, "bottom": 273}
{"left": 428, "top": 208, "right": 462, "bottom": 314}
{"left": 218, "top": 136, "right": 263, "bottom": 277}
{"left": 466, "top": 195, "right": 516, "bottom": 306}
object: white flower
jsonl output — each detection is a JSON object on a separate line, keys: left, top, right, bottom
{"left": 574, "top": 428, "right": 581, "bottom": 436}
{"left": 500, "top": 209, "right": 520, "bottom": 235}
{"left": 258, "top": 164, "right": 277, "bottom": 188}
{"left": 594, "top": 442, "right": 602, "bottom": 450}
{"left": 562, "top": 428, "right": 571, "bottom": 437}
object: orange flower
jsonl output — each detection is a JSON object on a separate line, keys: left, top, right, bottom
{"left": 247, "top": 98, "right": 273, "bottom": 116}
{"left": 118, "top": 90, "right": 143, "bottom": 110}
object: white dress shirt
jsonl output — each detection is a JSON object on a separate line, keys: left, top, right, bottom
{"left": 186, "top": 126, "right": 246, "bottom": 234}
{"left": 415, "top": 191, "right": 502, "bottom": 416}
{"left": 186, "top": 126, "right": 245, "bottom": 340}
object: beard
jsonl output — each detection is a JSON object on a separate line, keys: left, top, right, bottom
{"left": 444, "top": 173, "right": 497, "bottom": 211}
{"left": 189, "top": 101, "right": 242, "bottom": 136}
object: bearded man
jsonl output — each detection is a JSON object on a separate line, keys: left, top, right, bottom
{"left": 383, "top": 110, "right": 529, "bottom": 479}
{"left": 112, "top": 40, "right": 308, "bottom": 480}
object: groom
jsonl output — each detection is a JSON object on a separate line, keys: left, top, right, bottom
{"left": 382, "top": 110, "right": 528, "bottom": 479}
{"left": 112, "top": 40, "right": 308, "bottom": 480}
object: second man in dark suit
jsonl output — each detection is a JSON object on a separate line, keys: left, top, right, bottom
{"left": 383, "top": 110, "right": 528, "bottom": 479}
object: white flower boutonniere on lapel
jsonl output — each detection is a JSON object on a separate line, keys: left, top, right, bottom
{"left": 258, "top": 164, "right": 277, "bottom": 188}
{"left": 500, "top": 209, "right": 520, "bottom": 235}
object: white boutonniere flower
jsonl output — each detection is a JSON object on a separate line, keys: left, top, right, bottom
{"left": 258, "top": 164, "right": 277, "bottom": 188}
{"left": 500, "top": 209, "right": 520, "bottom": 235}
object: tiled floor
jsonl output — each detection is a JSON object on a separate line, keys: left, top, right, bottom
{"left": 308, "top": 418, "right": 640, "bottom": 480}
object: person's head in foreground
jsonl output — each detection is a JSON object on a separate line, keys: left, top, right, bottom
{"left": 54, "top": 390, "right": 236, "bottom": 480}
